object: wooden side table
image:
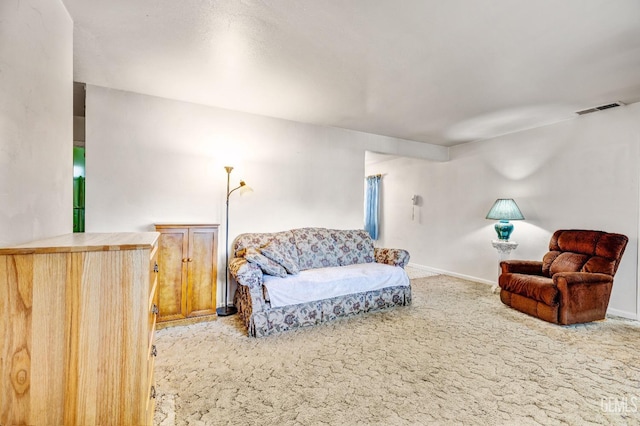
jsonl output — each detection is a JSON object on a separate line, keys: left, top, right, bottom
{"left": 491, "top": 240, "right": 518, "bottom": 293}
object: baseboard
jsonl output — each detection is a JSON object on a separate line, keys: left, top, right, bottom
{"left": 406, "top": 263, "right": 435, "bottom": 272}
{"left": 606, "top": 308, "right": 638, "bottom": 321}
{"left": 156, "top": 314, "right": 217, "bottom": 330}
{"left": 407, "top": 263, "right": 495, "bottom": 286}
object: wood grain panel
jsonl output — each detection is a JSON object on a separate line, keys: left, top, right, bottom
{"left": 31, "top": 253, "right": 67, "bottom": 423}
{"left": 188, "top": 227, "right": 218, "bottom": 316}
{"left": 0, "top": 255, "right": 33, "bottom": 425}
{"left": 95, "top": 249, "right": 148, "bottom": 423}
{"left": 64, "top": 252, "right": 85, "bottom": 424}
{"left": 66, "top": 251, "right": 101, "bottom": 424}
{"left": 157, "top": 230, "right": 188, "bottom": 321}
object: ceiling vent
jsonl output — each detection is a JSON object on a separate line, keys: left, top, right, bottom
{"left": 575, "top": 101, "right": 625, "bottom": 115}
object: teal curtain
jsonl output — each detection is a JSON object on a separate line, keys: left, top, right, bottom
{"left": 364, "top": 175, "right": 381, "bottom": 240}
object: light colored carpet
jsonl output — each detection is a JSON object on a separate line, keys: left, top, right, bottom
{"left": 153, "top": 275, "right": 640, "bottom": 425}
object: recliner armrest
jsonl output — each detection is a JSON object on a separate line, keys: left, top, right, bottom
{"left": 553, "top": 272, "right": 613, "bottom": 288}
{"left": 553, "top": 272, "right": 614, "bottom": 325}
{"left": 500, "top": 260, "right": 544, "bottom": 276}
{"left": 374, "top": 248, "right": 410, "bottom": 268}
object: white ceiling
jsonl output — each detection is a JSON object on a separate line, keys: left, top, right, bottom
{"left": 62, "top": 0, "right": 640, "bottom": 147}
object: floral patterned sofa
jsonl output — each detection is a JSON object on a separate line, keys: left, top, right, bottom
{"left": 230, "top": 227, "right": 411, "bottom": 337}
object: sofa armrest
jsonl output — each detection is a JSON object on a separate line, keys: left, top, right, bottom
{"left": 229, "top": 257, "right": 264, "bottom": 289}
{"left": 229, "top": 257, "right": 266, "bottom": 312}
{"left": 374, "top": 248, "right": 410, "bottom": 268}
{"left": 500, "top": 260, "right": 544, "bottom": 276}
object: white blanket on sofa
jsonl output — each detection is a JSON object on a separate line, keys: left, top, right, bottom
{"left": 262, "top": 262, "right": 410, "bottom": 308}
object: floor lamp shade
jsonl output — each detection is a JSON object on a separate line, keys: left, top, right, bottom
{"left": 216, "top": 166, "right": 248, "bottom": 317}
{"left": 486, "top": 198, "right": 524, "bottom": 241}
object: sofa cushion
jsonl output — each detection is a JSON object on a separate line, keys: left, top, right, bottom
{"left": 241, "top": 247, "right": 287, "bottom": 278}
{"left": 551, "top": 230, "right": 602, "bottom": 255}
{"left": 262, "top": 262, "right": 410, "bottom": 308}
{"left": 548, "top": 252, "right": 590, "bottom": 276}
{"left": 499, "top": 273, "right": 558, "bottom": 306}
{"left": 541, "top": 251, "right": 561, "bottom": 277}
{"left": 582, "top": 256, "right": 617, "bottom": 275}
{"left": 233, "top": 231, "right": 300, "bottom": 268}
{"left": 332, "top": 229, "right": 375, "bottom": 266}
{"left": 260, "top": 239, "right": 300, "bottom": 275}
{"left": 292, "top": 228, "right": 341, "bottom": 270}
{"left": 595, "top": 232, "right": 629, "bottom": 261}
{"left": 543, "top": 250, "right": 617, "bottom": 278}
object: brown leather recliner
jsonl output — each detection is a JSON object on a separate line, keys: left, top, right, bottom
{"left": 499, "top": 229, "right": 628, "bottom": 325}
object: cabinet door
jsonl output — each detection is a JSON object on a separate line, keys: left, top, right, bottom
{"left": 157, "top": 229, "right": 188, "bottom": 322}
{"left": 186, "top": 227, "right": 218, "bottom": 317}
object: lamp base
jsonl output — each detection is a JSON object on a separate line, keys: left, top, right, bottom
{"left": 494, "top": 220, "right": 514, "bottom": 241}
{"left": 216, "top": 306, "right": 238, "bottom": 316}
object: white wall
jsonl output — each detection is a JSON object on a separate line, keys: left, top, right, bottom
{"left": 85, "top": 85, "right": 446, "bottom": 305}
{"left": 367, "top": 103, "right": 640, "bottom": 319}
{"left": 0, "top": 0, "right": 73, "bottom": 245}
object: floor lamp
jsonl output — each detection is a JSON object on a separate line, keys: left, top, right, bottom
{"left": 216, "top": 166, "right": 247, "bottom": 317}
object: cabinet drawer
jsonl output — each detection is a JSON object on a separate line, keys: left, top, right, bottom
{"left": 149, "top": 242, "right": 159, "bottom": 344}
{"left": 147, "top": 242, "right": 159, "bottom": 426}
{"left": 149, "top": 243, "right": 159, "bottom": 298}
{"left": 148, "top": 307, "right": 157, "bottom": 354}
{"left": 148, "top": 275, "right": 158, "bottom": 352}
{"left": 146, "top": 380, "right": 157, "bottom": 426}
{"left": 147, "top": 344, "right": 156, "bottom": 386}
{"left": 145, "top": 331, "right": 157, "bottom": 424}
{"left": 145, "top": 353, "right": 156, "bottom": 404}
{"left": 149, "top": 277, "right": 158, "bottom": 322}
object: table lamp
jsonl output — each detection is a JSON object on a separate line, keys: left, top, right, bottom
{"left": 485, "top": 198, "right": 524, "bottom": 241}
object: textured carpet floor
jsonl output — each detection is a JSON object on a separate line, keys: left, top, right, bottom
{"left": 154, "top": 275, "right": 640, "bottom": 425}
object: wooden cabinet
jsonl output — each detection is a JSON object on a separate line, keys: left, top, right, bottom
{"left": 154, "top": 224, "right": 218, "bottom": 326}
{"left": 0, "top": 232, "right": 159, "bottom": 426}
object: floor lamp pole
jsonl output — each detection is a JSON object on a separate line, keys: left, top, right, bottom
{"left": 217, "top": 166, "right": 238, "bottom": 316}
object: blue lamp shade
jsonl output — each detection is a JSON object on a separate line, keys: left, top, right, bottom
{"left": 485, "top": 198, "right": 525, "bottom": 240}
